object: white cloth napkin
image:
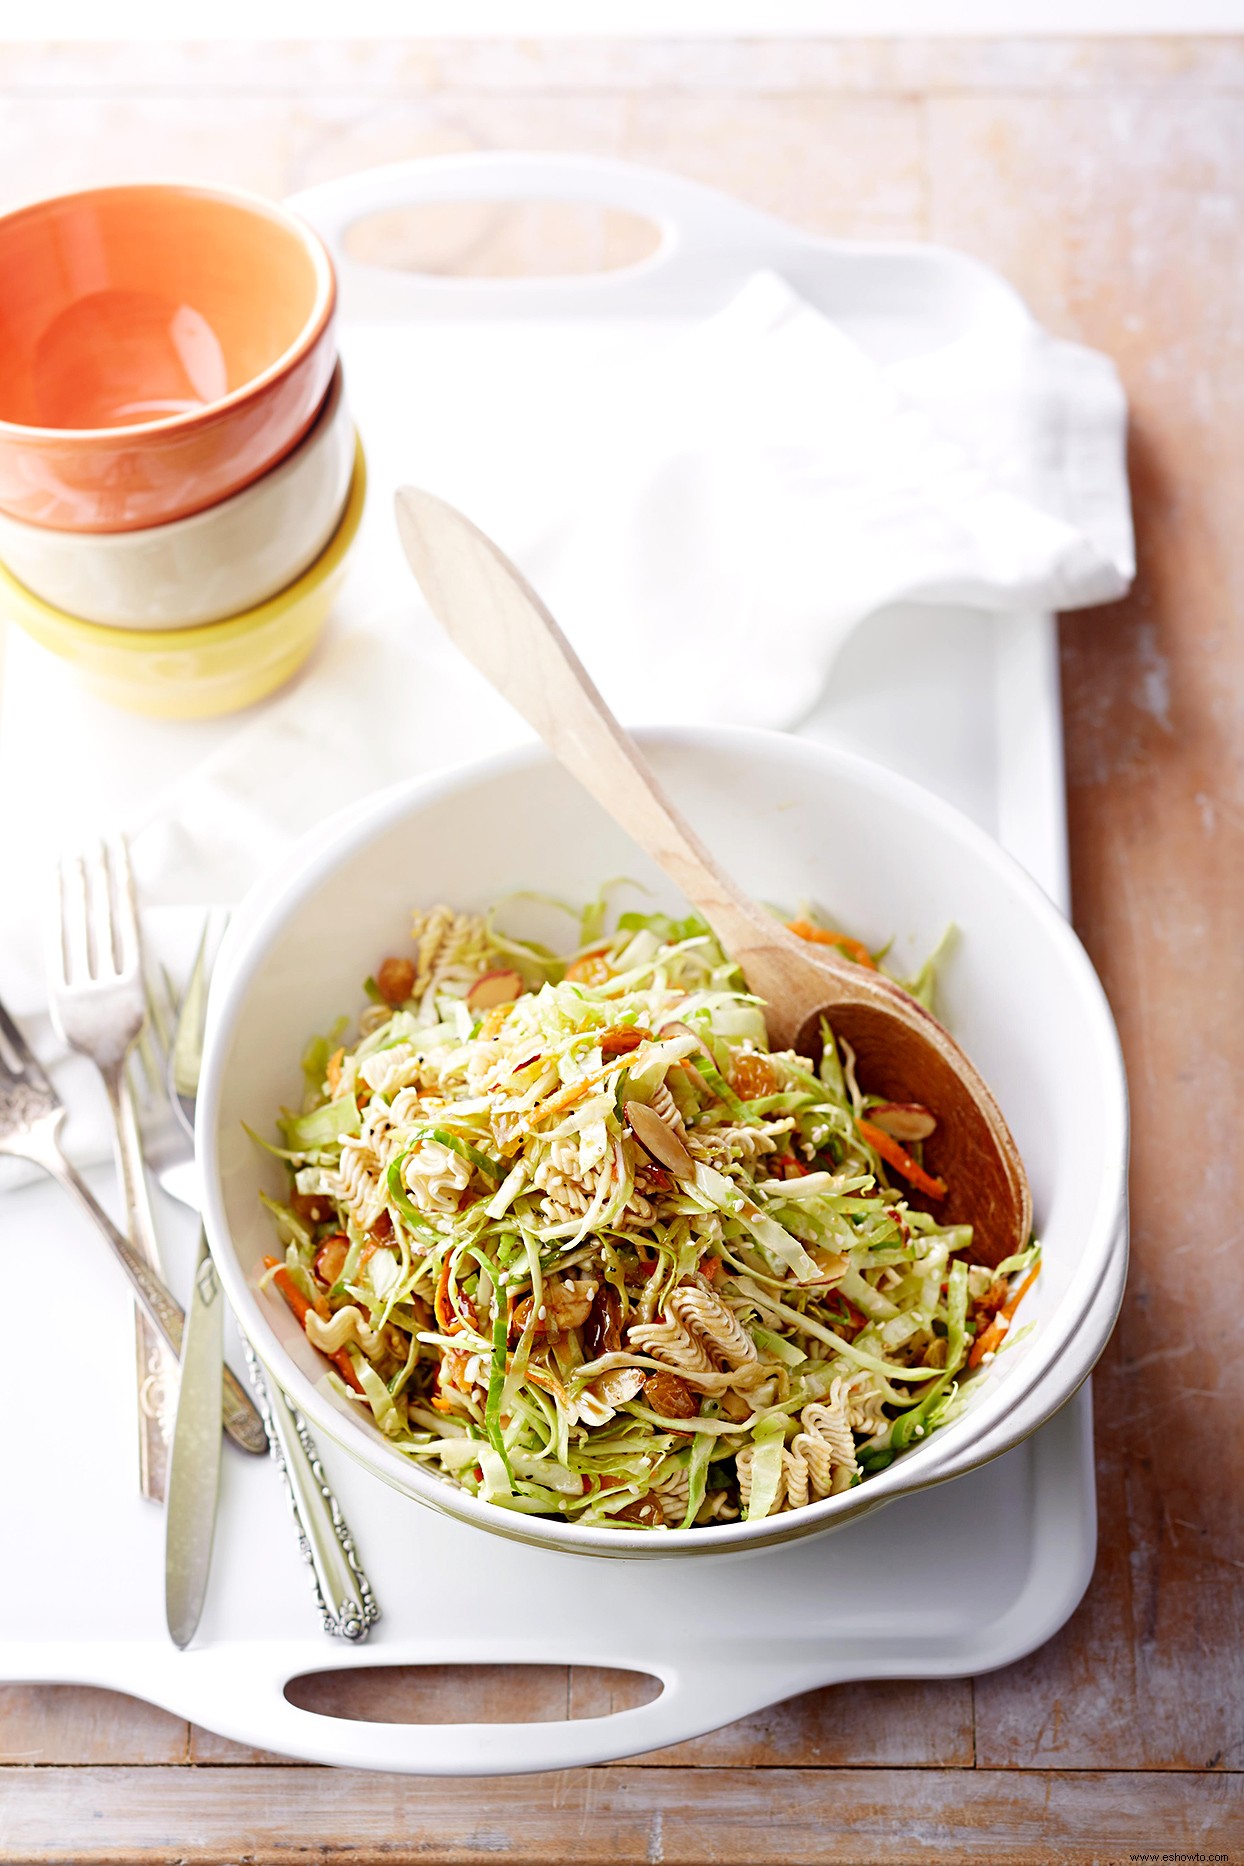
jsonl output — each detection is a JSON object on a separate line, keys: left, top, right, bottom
{"left": 127, "top": 270, "right": 1132, "bottom": 903}
{"left": 0, "top": 268, "right": 1132, "bottom": 1181}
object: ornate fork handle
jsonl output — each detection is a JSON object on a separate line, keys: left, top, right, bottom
{"left": 105, "top": 1058, "right": 173, "bottom": 1498}
{"left": 17, "top": 1118, "right": 266, "bottom": 1453}
{"left": 241, "top": 1339, "right": 378, "bottom": 1641}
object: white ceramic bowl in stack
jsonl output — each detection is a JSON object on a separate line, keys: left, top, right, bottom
{"left": 0, "top": 361, "right": 354, "bottom": 630}
{"left": 200, "top": 728, "right": 1129, "bottom": 1561}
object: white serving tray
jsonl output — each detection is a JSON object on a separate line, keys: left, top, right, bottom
{"left": 0, "top": 155, "right": 1101, "bottom": 1774}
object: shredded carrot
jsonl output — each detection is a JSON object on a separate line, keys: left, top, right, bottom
{"left": 530, "top": 1056, "right": 625, "bottom": 1123}
{"left": 479, "top": 1003, "right": 511, "bottom": 1041}
{"left": 334, "top": 1352, "right": 367, "bottom": 1395}
{"left": 434, "top": 1255, "right": 462, "bottom": 1335}
{"left": 786, "top": 918, "right": 878, "bottom": 970}
{"left": 969, "top": 1262, "right": 1040, "bottom": 1369}
{"left": 526, "top": 1362, "right": 572, "bottom": 1407}
{"left": 856, "top": 1118, "right": 947, "bottom": 1200}
{"left": 266, "top": 1257, "right": 365, "bottom": 1393}
{"left": 325, "top": 1046, "right": 345, "bottom": 1095}
{"left": 265, "top": 1255, "right": 311, "bottom": 1325}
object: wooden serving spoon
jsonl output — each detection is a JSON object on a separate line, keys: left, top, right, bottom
{"left": 395, "top": 487, "right": 1031, "bottom": 1266}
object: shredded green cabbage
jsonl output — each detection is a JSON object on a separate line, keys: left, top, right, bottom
{"left": 256, "top": 897, "right": 1038, "bottom": 1529}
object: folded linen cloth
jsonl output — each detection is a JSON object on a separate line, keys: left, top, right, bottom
{"left": 0, "top": 268, "right": 1132, "bottom": 1182}
{"left": 125, "top": 269, "right": 1132, "bottom": 899}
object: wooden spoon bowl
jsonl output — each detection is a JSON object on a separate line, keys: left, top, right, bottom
{"left": 395, "top": 487, "right": 1033, "bottom": 1267}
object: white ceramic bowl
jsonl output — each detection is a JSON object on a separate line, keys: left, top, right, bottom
{"left": 0, "top": 360, "right": 351, "bottom": 628}
{"left": 200, "top": 729, "right": 1129, "bottom": 1560}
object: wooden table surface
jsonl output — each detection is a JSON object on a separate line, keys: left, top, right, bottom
{"left": 1, "top": 32, "right": 1241, "bottom": 1866}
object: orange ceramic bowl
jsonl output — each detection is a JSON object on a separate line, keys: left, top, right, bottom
{"left": 0, "top": 183, "right": 336, "bottom": 532}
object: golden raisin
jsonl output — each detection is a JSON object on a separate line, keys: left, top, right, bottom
{"left": 376, "top": 956, "right": 416, "bottom": 1006}
{"left": 290, "top": 1190, "right": 335, "bottom": 1227}
{"left": 600, "top": 1025, "right": 646, "bottom": 1058}
{"left": 565, "top": 949, "right": 613, "bottom": 987}
{"left": 313, "top": 1233, "right": 349, "bottom": 1286}
{"left": 643, "top": 1370, "right": 699, "bottom": 1420}
{"left": 613, "top": 1496, "right": 664, "bottom": 1526}
{"left": 583, "top": 1284, "right": 623, "bottom": 1359}
{"left": 508, "top": 1294, "right": 542, "bottom": 1346}
{"left": 730, "top": 1051, "right": 779, "bottom": 1100}
{"left": 976, "top": 1278, "right": 1010, "bottom": 1318}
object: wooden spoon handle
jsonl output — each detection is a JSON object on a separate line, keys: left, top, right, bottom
{"left": 395, "top": 487, "right": 791, "bottom": 966}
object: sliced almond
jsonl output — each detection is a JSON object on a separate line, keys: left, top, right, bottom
{"left": 802, "top": 1248, "right": 849, "bottom": 1285}
{"left": 624, "top": 1099, "right": 696, "bottom": 1182}
{"left": 466, "top": 969, "right": 525, "bottom": 1013}
{"left": 868, "top": 1100, "right": 937, "bottom": 1142}
{"left": 591, "top": 1366, "right": 645, "bottom": 1407}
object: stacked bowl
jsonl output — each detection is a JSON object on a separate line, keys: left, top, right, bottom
{"left": 0, "top": 183, "right": 366, "bottom": 718}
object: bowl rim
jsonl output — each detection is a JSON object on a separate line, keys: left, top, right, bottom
{"left": 0, "top": 359, "right": 347, "bottom": 554}
{"left": 199, "top": 727, "right": 1129, "bottom": 1556}
{"left": 0, "top": 432, "right": 366, "bottom": 649}
{"left": 0, "top": 180, "right": 336, "bottom": 444}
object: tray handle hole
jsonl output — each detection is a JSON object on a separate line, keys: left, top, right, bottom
{"left": 342, "top": 200, "right": 662, "bottom": 280}
{"left": 284, "top": 1662, "right": 662, "bottom": 1724}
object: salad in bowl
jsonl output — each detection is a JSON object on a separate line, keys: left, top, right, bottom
{"left": 200, "top": 728, "right": 1127, "bottom": 1558}
{"left": 257, "top": 897, "right": 1038, "bottom": 1532}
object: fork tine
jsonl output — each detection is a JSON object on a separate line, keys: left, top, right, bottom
{"left": 86, "top": 841, "right": 117, "bottom": 979}
{"left": 0, "top": 1009, "right": 23, "bottom": 1080}
{"left": 57, "top": 854, "right": 93, "bottom": 989}
{"left": 0, "top": 995, "right": 52, "bottom": 1086}
{"left": 110, "top": 834, "right": 140, "bottom": 978}
{"left": 47, "top": 865, "right": 68, "bottom": 995}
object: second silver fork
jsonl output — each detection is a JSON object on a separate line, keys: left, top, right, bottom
{"left": 49, "top": 839, "right": 171, "bottom": 1501}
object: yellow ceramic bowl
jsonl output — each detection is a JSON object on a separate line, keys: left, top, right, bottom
{"left": 0, "top": 436, "right": 365, "bottom": 718}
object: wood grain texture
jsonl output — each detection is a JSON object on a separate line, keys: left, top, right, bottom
{"left": 926, "top": 87, "right": 1244, "bottom": 1775}
{"left": 1, "top": 1767, "right": 1239, "bottom": 1863}
{"left": 1, "top": 31, "right": 1240, "bottom": 1864}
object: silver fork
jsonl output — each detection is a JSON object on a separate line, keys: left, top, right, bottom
{"left": 0, "top": 996, "right": 193, "bottom": 1374}
{"left": 4, "top": 885, "right": 260, "bottom": 1451}
{"left": 48, "top": 840, "right": 171, "bottom": 1500}
{"left": 154, "top": 922, "right": 377, "bottom": 1641}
